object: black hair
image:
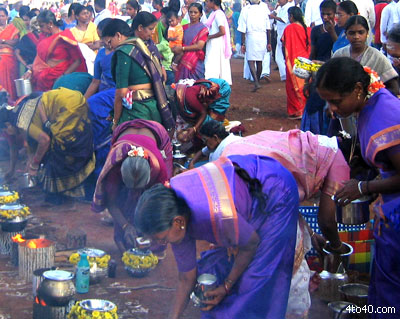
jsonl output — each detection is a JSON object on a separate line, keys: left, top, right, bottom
{"left": 19, "top": 5, "right": 30, "bottom": 18}
{"left": 320, "top": 0, "right": 336, "bottom": 12}
{"left": 97, "top": 17, "right": 112, "bottom": 33}
{"left": 388, "top": 23, "right": 400, "bottom": 43}
{"left": 167, "top": 0, "right": 180, "bottom": 15}
{"left": 126, "top": 0, "right": 141, "bottom": 12}
{"left": 131, "top": 11, "right": 157, "bottom": 31}
{"left": 288, "top": 6, "right": 309, "bottom": 48}
{"left": 134, "top": 184, "right": 191, "bottom": 235}
{"left": 0, "top": 107, "right": 12, "bottom": 129}
{"left": 68, "top": 3, "right": 80, "bottom": 17}
{"left": 345, "top": 15, "right": 369, "bottom": 33}
{"left": 233, "top": 164, "right": 268, "bottom": 214}
{"left": 160, "top": 7, "right": 169, "bottom": 15}
{"left": 166, "top": 10, "right": 178, "bottom": 20}
{"left": 86, "top": 5, "right": 95, "bottom": 16}
{"left": 102, "top": 18, "right": 133, "bottom": 37}
{"left": 152, "top": 0, "right": 163, "bottom": 8}
{"left": 0, "top": 7, "right": 8, "bottom": 16}
{"left": 209, "top": 0, "right": 222, "bottom": 9}
{"left": 200, "top": 119, "right": 229, "bottom": 139}
{"left": 338, "top": 1, "right": 358, "bottom": 15}
{"left": 27, "top": 9, "right": 37, "bottom": 19}
{"left": 315, "top": 57, "right": 370, "bottom": 96}
{"left": 74, "top": 4, "right": 89, "bottom": 17}
{"left": 189, "top": 2, "right": 203, "bottom": 14}
{"left": 94, "top": 0, "right": 106, "bottom": 10}
{"left": 37, "top": 10, "right": 63, "bottom": 27}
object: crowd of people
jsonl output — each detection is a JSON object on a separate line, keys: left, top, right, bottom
{"left": 0, "top": 0, "right": 400, "bottom": 318}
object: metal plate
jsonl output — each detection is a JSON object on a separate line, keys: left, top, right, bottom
{"left": 0, "top": 203, "right": 24, "bottom": 210}
{"left": 78, "top": 248, "right": 106, "bottom": 258}
{"left": 43, "top": 270, "right": 74, "bottom": 281}
{"left": 0, "top": 190, "right": 14, "bottom": 197}
{"left": 80, "top": 299, "right": 116, "bottom": 312}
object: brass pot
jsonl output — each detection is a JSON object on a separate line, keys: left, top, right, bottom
{"left": 37, "top": 270, "right": 76, "bottom": 306}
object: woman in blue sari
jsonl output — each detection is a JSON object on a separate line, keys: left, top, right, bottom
{"left": 316, "top": 57, "right": 400, "bottom": 318}
{"left": 332, "top": 1, "right": 358, "bottom": 53}
{"left": 134, "top": 155, "right": 299, "bottom": 318}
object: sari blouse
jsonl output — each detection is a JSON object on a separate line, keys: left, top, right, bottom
{"left": 181, "top": 23, "right": 208, "bottom": 65}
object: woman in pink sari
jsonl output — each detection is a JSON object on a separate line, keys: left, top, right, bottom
{"left": 30, "top": 10, "right": 87, "bottom": 91}
{"left": 173, "top": 3, "right": 208, "bottom": 81}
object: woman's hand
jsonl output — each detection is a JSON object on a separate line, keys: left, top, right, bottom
{"left": 123, "top": 224, "right": 137, "bottom": 249}
{"left": 334, "top": 179, "right": 362, "bottom": 206}
{"left": 28, "top": 164, "right": 39, "bottom": 177}
{"left": 172, "top": 45, "right": 183, "bottom": 54}
{"left": 23, "top": 70, "right": 33, "bottom": 80}
{"left": 311, "top": 233, "right": 326, "bottom": 258}
{"left": 201, "top": 286, "right": 227, "bottom": 311}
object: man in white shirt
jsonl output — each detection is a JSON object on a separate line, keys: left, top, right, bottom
{"left": 271, "top": 0, "right": 294, "bottom": 81}
{"left": 381, "top": 0, "right": 400, "bottom": 49}
{"left": 238, "top": 0, "right": 271, "bottom": 91}
{"left": 351, "top": 0, "right": 375, "bottom": 44}
{"left": 94, "top": 0, "right": 112, "bottom": 25}
{"left": 304, "top": 0, "right": 323, "bottom": 27}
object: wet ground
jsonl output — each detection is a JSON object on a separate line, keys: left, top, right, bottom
{"left": 0, "top": 59, "right": 365, "bottom": 318}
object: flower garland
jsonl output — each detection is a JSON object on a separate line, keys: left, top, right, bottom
{"left": 0, "top": 191, "right": 20, "bottom": 204}
{"left": 0, "top": 206, "right": 30, "bottom": 220}
{"left": 127, "top": 145, "right": 148, "bottom": 159}
{"left": 67, "top": 302, "right": 118, "bottom": 319}
{"left": 69, "top": 253, "right": 111, "bottom": 268}
{"left": 122, "top": 251, "right": 158, "bottom": 269}
{"left": 364, "top": 66, "right": 385, "bottom": 99}
{"left": 294, "top": 58, "right": 321, "bottom": 72}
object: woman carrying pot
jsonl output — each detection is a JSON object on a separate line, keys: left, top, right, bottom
{"left": 316, "top": 57, "right": 400, "bottom": 316}
{"left": 134, "top": 154, "right": 299, "bottom": 318}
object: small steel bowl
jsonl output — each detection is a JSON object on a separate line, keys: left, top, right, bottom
{"left": 80, "top": 299, "right": 116, "bottom": 312}
{"left": 339, "top": 283, "right": 369, "bottom": 307}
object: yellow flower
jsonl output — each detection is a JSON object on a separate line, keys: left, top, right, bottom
{"left": 92, "top": 311, "right": 101, "bottom": 318}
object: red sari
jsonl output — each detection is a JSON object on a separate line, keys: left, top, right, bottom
{"left": 282, "top": 23, "right": 311, "bottom": 117}
{"left": 0, "top": 24, "right": 19, "bottom": 101}
{"left": 32, "top": 29, "right": 87, "bottom": 91}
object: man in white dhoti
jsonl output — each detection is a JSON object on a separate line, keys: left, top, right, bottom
{"left": 271, "top": 0, "right": 294, "bottom": 81}
{"left": 237, "top": 0, "right": 271, "bottom": 92}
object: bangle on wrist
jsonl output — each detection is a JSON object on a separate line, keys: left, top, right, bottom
{"left": 224, "top": 278, "right": 234, "bottom": 294}
{"left": 310, "top": 231, "right": 316, "bottom": 239}
{"left": 357, "top": 181, "right": 364, "bottom": 195}
{"left": 122, "top": 223, "right": 129, "bottom": 231}
{"left": 193, "top": 126, "right": 197, "bottom": 133}
{"left": 30, "top": 164, "right": 39, "bottom": 171}
{"left": 328, "top": 242, "right": 343, "bottom": 253}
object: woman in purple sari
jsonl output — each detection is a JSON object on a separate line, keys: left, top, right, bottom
{"left": 134, "top": 155, "right": 299, "bottom": 318}
{"left": 173, "top": 3, "right": 209, "bottom": 81}
{"left": 92, "top": 119, "right": 173, "bottom": 254}
{"left": 316, "top": 57, "right": 400, "bottom": 318}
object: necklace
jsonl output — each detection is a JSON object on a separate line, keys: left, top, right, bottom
{"left": 322, "top": 24, "right": 327, "bottom": 33}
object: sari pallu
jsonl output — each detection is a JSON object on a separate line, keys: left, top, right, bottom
{"left": 117, "top": 38, "right": 175, "bottom": 131}
{"left": 0, "top": 23, "right": 19, "bottom": 101}
{"left": 176, "top": 23, "right": 208, "bottom": 82}
{"left": 357, "top": 88, "right": 400, "bottom": 318}
{"left": 32, "top": 29, "right": 87, "bottom": 92}
{"left": 14, "top": 88, "right": 95, "bottom": 196}
{"left": 171, "top": 155, "right": 299, "bottom": 318}
{"left": 282, "top": 23, "right": 311, "bottom": 116}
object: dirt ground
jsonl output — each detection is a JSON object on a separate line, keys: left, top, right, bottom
{"left": 0, "top": 59, "right": 327, "bottom": 319}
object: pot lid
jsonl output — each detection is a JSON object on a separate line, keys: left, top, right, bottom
{"left": 77, "top": 248, "right": 106, "bottom": 258}
{"left": 173, "top": 153, "right": 186, "bottom": 159}
{"left": 43, "top": 270, "right": 74, "bottom": 281}
{"left": 328, "top": 301, "right": 355, "bottom": 313}
{"left": 0, "top": 191, "right": 14, "bottom": 197}
{"left": 0, "top": 203, "right": 24, "bottom": 210}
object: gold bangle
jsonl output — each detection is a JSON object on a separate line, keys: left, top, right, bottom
{"left": 193, "top": 126, "right": 197, "bottom": 133}
{"left": 122, "top": 223, "right": 129, "bottom": 231}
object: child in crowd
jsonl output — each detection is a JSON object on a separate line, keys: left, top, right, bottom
{"left": 166, "top": 10, "right": 183, "bottom": 70}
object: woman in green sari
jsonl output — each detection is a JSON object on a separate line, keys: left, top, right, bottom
{"left": 101, "top": 15, "right": 175, "bottom": 133}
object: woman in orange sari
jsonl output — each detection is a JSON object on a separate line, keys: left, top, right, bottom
{"left": 29, "top": 10, "right": 87, "bottom": 92}
{"left": 282, "top": 7, "right": 311, "bottom": 119}
{"left": 0, "top": 8, "right": 19, "bottom": 101}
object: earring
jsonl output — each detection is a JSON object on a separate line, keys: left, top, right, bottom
{"left": 180, "top": 226, "right": 185, "bottom": 230}
{"left": 357, "top": 93, "right": 361, "bottom": 100}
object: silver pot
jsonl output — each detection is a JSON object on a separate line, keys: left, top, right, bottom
{"left": 339, "top": 283, "right": 369, "bottom": 308}
{"left": 323, "top": 242, "right": 354, "bottom": 273}
{"left": 37, "top": 270, "right": 76, "bottom": 306}
{"left": 316, "top": 270, "right": 349, "bottom": 302}
{"left": 14, "top": 78, "right": 32, "bottom": 97}
{"left": 328, "top": 301, "right": 356, "bottom": 319}
{"left": 336, "top": 197, "right": 371, "bottom": 225}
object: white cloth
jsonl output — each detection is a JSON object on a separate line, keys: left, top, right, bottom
{"left": 380, "top": 1, "right": 400, "bottom": 44}
{"left": 304, "top": 0, "right": 323, "bottom": 27}
{"left": 243, "top": 51, "right": 271, "bottom": 80}
{"left": 78, "top": 43, "right": 96, "bottom": 75}
{"left": 94, "top": 9, "right": 112, "bottom": 25}
{"left": 204, "top": 10, "right": 232, "bottom": 84}
{"left": 237, "top": 2, "right": 271, "bottom": 61}
{"left": 202, "top": 133, "right": 243, "bottom": 162}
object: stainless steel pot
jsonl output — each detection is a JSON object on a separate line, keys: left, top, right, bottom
{"left": 323, "top": 242, "right": 354, "bottom": 273}
{"left": 339, "top": 283, "right": 369, "bottom": 307}
{"left": 336, "top": 197, "right": 371, "bottom": 225}
{"left": 316, "top": 270, "right": 349, "bottom": 302}
{"left": 37, "top": 270, "right": 75, "bottom": 306}
{"left": 328, "top": 301, "right": 356, "bottom": 319}
{"left": 14, "top": 79, "right": 32, "bottom": 97}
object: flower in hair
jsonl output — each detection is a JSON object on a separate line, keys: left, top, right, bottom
{"left": 364, "top": 66, "right": 385, "bottom": 99}
{"left": 127, "top": 145, "right": 148, "bottom": 159}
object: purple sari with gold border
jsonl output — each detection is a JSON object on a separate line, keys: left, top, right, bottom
{"left": 170, "top": 155, "right": 299, "bottom": 318}
{"left": 358, "top": 88, "right": 400, "bottom": 318}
